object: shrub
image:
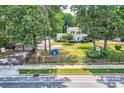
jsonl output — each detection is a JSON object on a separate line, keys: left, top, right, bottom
{"left": 80, "top": 40, "right": 87, "bottom": 43}
{"left": 80, "top": 37, "right": 93, "bottom": 43}
{"left": 55, "top": 40, "right": 65, "bottom": 42}
{"left": 84, "top": 37, "right": 93, "bottom": 42}
{"left": 87, "top": 50, "right": 105, "bottom": 58}
{"left": 115, "top": 45, "right": 122, "bottom": 51}
{"left": 69, "top": 40, "right": 76, "bottom": 43}
{"left": 101, "top": 50, "right": 108, "bottom": 56}
{"left": 61, "top": 33, "right": 73, "bottom": 42}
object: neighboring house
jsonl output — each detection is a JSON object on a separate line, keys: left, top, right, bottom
{"left": 57, "top": 33, "right": 66, "bottom": 41}
{"left": 57, "top": 27, "right": 87, "bottom": 41}
{"left": 67, "top": 27, "right": 80, "bottom": 34}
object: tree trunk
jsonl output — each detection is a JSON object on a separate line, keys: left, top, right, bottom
{"left": 23, "top": 44, "right": 25, "bottom": 51}
{"left": 32, "top": 33, "right": 37, "bottom": 52}
{"left": 44, "top": 37, "right": 47, "bottom": 52}
{"left": 93, "top": 40, "right": 96, "bottom": 50}
{"left": 103, "top": 37, "right": 107, "bottom": 50}
{"left": 48, "top": 35, "right": 51, "bottom": 54}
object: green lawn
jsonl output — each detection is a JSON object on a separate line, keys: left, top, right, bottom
{"left": 24, "top": 40, "right": 124, "bottom": 64}
{"left": 52, "top": 41, "right": 93, "bottom": 57}
{"left": 19, "top": 69, "right": 124, "bottom": 74}
{"left": 52, "top": 40, "right": 124, "bottom": 57}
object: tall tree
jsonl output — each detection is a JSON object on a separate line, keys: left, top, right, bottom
{"left": 63, "top": 13, "right": 74, "bottom": 33}
{"left": 0, "top": 6, "right": 46, "bottom": 50}
{"left": 0, "top": 5, "right": 67, "bottom": 53}
{"left": 42, "top": 5, "right": 67, "bottom": 53}
{"left": 71, "top": 5, "right": 121, "bottom": 50}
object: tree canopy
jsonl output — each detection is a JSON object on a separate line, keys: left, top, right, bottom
{"left": 63, "top": 13, "right": 74, "bottom": 33}
{"left": 0, "top": 5, "right": 66, "bottom": 49}
{"left": 71, "top": 5, "right": 124, "bottom": 50}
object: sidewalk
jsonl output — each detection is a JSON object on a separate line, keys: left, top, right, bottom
{"left": 1, "top": 65, "right": 124, "bottom": 70}
{"left": 1, "top": 65, "right": 124, "bottom": 76}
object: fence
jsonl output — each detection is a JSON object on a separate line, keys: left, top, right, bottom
{"left": 25, "top": 55, "right": 124, "bottom": 65}
{"left": 26, "top": 55, "right": 84, "bottom": 65}
{"left": 85, "top": 55, "right": 124, "bottom": 64}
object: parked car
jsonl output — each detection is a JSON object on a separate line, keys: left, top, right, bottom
{"left": 112, "top": 38, "right": 121, "bottom": 42}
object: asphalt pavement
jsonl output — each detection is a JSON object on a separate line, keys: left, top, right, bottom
{"left": 0, "top": 74, "right": 124, "bottom": 88}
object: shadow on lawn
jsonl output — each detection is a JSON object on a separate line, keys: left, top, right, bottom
{"left": 62, "top": 43, "right": 74, "bottom": 46}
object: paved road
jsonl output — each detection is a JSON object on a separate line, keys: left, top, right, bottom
{"left": 0, "top": 74, "right": 124, "bottom": 88}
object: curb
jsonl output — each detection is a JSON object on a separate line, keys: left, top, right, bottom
{"left": 19, "top": 73, "right": 124, "bottom": 75}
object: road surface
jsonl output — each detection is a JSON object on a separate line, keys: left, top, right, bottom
{"left": 0, "top": 74, "right": 124, "bottom": 88}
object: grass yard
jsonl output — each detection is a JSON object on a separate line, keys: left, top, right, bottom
{"left": 25, "top": 40, "right": 124, "bottom": 64}
{"left": 52, "top": 40, "right": 124, "bottom": 57}
{"left": 52, "top": 41, "right": 93, "bottom": 57}
{"left": 19, "top": 69, "right": 124, "bottom": 74}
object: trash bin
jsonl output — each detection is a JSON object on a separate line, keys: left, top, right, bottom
{"left": 51, "top": 49, "right": 59, "bottom": 56}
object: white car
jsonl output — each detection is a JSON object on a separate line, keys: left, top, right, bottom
{"left": 113, "top": 38, "right": 121, "bottom": 41}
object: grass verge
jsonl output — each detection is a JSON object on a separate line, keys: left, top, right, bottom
{"left": 19, "top": 69, "right": 124, "bottom": 74}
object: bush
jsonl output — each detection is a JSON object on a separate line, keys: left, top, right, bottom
{"left": 69, "top": 40, "right": 77, "bottom": 43}
{"left": 84, "top": 37, "right": 93, "bottom": 42}
{"left": 55, "top": 40, "right": 65, "bottom": 42}
{"left": 115, "top": 45, "right": 122, "bottom": 51}
{"left": 87, "top": 50, "right": 106, "bottom": 58}
{"left": 80, "top": 37, "right": 93, "bottom": 43}
{"left": 61, "top": 33, "right": 73, "bottom": 42}
{"left": 80, "top": 40, "right": 87, "bottom": 43}
{"left": 101, "top": 50, "right": 108, "bottom": 56}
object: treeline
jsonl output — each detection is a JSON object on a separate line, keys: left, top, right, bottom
{"left": 71, "top": 5, "right": 124, "bottom": 50}
{"left": 0, "top": 5, "right": 74, "bottom": 52}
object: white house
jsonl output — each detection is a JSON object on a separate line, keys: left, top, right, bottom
{"left": 57, "top": 27, "right": 87, "bottom": 41}
{"left": 67, "top": 27, "right": 80, "bottom": 34}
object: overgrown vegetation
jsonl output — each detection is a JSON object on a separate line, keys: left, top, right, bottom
{"left": 115, "top": 45, "right": 122, "bottom": 51}
{"left": 71, "top": 5, "right": 124, "bottom": 50}
{"left": 0, "top": 5, "right": 67, "bottom": 52}
{"left": 87, "top": 50, "right": 107, "bottom": 58}
{"left": 61, "top": 33, "right": 73, "bottom": 42}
